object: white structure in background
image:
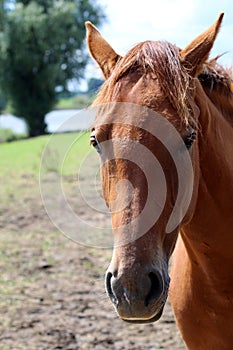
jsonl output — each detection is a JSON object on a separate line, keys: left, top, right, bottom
{"left": 0, "top": 109, "right": 92, "bottom": 134}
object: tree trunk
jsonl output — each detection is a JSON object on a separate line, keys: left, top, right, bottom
{"left": 26, "top": 115, "right": 48, "bottom": 137}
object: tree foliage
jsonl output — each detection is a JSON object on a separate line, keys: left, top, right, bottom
{"left": 0, "top": 0, "right": 105, "bottom": 136}
{"left": 87, "top": 77, "right": 103, "bottom": 94}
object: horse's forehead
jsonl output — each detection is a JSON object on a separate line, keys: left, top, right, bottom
{"left": 119, "top": 69, "right": 160, "bottom": 90}
{"left": 94, "top": 100, "right": 181, "bottom": 141}
{"left": 110, "top": 73, "right": 165, "bottom": 111}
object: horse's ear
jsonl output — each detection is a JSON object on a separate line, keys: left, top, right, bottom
{"left": 180, "top": 13, "right": 224, "bottom": 76}
{"left": 85, "top": 21, "right": 121, "bottom": 79}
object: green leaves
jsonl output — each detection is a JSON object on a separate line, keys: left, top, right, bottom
{"left": 0, "top": 0, "right": 105, "bottom": 136}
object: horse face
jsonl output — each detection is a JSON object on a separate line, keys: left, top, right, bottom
{"left": 86, "top": 21, "right": 208, "bottom": 322}
{"left": 90, "top": 72, "right": 198, "bottom": 322}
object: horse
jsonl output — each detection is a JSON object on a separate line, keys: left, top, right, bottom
{"left": 85, "top": 13, "right": 233, "bottom": 350}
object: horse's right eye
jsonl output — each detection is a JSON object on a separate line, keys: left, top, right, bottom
{"left": 90, "top": 134, "right": 101, "bottom": 153}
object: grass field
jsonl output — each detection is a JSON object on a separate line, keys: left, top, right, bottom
{"left": 0, "top": 132, "right": 90, "bottom": 176}
{"left": 56, "top": 94, "right": 94, "bottom": 110}
{"left": 0, "top": 131, "right": 91, "bottom": 217}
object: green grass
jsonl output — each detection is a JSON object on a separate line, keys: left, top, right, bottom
{"left": 0, "top": 131, "right": 92, "bottom": 210}
{"left": 55, "top": 94, "right": 95, "bottom": 110}
{"left": 41, "top": 131, "right": 93, "bottom": 175}
{"left": 0, "top": 135, "right": 48, "bottom": 176}
{"left": 0, "top": 128, "right": 28, "bottom": 143}
{"left": 0, "top": 131, "right": 91, "bottom": 177}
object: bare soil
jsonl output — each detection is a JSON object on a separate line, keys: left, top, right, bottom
{"left": 0, "top": 173, "right": 186, "bottom": 350}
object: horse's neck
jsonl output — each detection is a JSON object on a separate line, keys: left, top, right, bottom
{"left": 197, "top": 82, "right": 233, "bottom": 202}
{"left": 182, "top": 81, "right": 233, "bottom": 265}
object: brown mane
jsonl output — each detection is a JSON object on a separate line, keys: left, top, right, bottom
{"left": 93, "top": 40, "right": 233, "bottom": 126}
{"left": 93, "top": 41, "right": 195, "bottom": 126}
{"left": 198, "top": 60, "right": 233, "bottom": 124}
{"left": 199, "top": 59, "right": 232, "bottom": 94}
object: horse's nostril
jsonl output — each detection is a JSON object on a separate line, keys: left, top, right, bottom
{"left": 145, "top": 271, "right": 164, "bottom": 307}
{"left": 105, "top": 272, "right": 117, "bottom": 305}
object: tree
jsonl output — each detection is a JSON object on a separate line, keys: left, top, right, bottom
{"left": 0, "top": 88, "right": 6, "bottom": 112}
{"left": 0, "top": 0, "right": 105, "bottom": 136}
{"left": 87, "top": 77, "right": 103, "bottom": 94}
{"left": 0, "top": 0, "right": 4, "bottom": 31}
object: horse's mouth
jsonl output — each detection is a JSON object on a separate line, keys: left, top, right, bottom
{"left": 121, "top": 304, "right": 164, "bottom": 324}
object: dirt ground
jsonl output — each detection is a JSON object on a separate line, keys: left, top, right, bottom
{"left": 0, "top": 171, "right": 186, "bottom": 350}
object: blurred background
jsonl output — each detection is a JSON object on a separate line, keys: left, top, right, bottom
{"left": 0, "top": 0, "right": 232, "bottom": 140}
{"left": 0, "top": 1, "right": 232, "bottom": 349}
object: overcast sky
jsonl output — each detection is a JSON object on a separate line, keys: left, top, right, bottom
{"left": 89, "top": 0, "right": 233, "bottom": 71}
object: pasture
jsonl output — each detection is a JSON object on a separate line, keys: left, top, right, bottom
{"left": 0, "top": 134, "right": 185, "bottom": 349}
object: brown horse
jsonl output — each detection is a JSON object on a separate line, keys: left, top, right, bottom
{"left": 86, "top": 13, "right": 233, "bottom": 350}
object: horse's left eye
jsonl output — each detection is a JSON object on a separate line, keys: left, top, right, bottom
{"left": 184, "top": 130, "right": 197, "bottom": 150}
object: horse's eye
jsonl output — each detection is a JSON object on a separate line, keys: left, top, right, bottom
{"left": 184, "top": 130, "right": 197, "bottom": 150}
{"left": 90, "top": 135, "right": 97, "bottom": 147}
{"left": 90, "top": 135, "right": 101, "bottom": 153}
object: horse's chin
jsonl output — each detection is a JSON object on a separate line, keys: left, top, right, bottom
{"left": 121, "top": 305, "right": 164, "bottom": 324}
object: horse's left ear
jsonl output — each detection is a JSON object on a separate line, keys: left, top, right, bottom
{"left": 180, "top": 13, "right": 224, "bottom": 76}
{"left": 85, "top": 21, "right": 122, "bottom": 79}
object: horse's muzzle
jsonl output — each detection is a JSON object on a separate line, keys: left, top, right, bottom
{"left": 105, "top": 266, "right": 169, "bottom": 323}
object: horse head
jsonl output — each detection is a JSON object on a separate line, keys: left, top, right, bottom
{"left": 85, "top": 14, "right": 223, "bottom": 323}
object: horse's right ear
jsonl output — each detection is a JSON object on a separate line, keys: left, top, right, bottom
{"left": 85, "top": 22, "right": 121, "bottom": 79}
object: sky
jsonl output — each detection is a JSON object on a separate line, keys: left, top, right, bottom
{"left": 86, "top": 0, "right": 233, "bottom": 81}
